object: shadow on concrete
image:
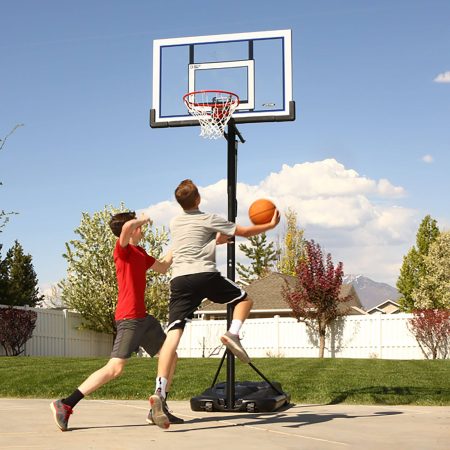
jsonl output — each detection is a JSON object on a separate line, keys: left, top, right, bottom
{"left": 168, "top": 408, "right": 403, "bottom": 433}
{"left": 69, "top": 423, "right": 150, "bottom": 431}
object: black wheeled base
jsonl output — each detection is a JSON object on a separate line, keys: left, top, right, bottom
{"left": 191, "top": 350, "right": 290, "bottom": 413}
{"left": 190, "top": 380, "right": 290, "bottom": 413}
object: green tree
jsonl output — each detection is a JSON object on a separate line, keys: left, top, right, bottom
{"left": 237, "top": 233, "right": 279, "bottom": 284}
{"left": 0, "top": 240, "right": 43, "bottom": 307}
{"left": 397, "top": 215, "right": 440, "bottom": 311}
{"left": 277, "top": 208, "right": 305, "bottom": 276}
{"left": 0, "top": 245, "right": 9, "bottom": 302}
{"left": 411, "top": 231, "right": 450, "bottom": 309}
{"left": 60, "top": 204, "right": 170, "bottom": 337}
{"left": 0, "top": 124, "right": 23, "bottom": 232}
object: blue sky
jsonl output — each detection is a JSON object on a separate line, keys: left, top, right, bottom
{"left": 1, "top": 0, "right": 449, "bottom": 293}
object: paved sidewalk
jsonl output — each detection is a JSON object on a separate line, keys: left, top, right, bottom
{"left": 0, "top": 398, "right": 449, "bottom": 449}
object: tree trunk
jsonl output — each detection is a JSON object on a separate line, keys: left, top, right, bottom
{"left": 318, "top": 327, "right": 326, "bottom": 358}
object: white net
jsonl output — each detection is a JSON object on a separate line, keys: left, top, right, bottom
{"left": 183, "top": 90, "right": 239, "bottom": 139}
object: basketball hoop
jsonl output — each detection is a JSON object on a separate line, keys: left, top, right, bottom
{"left": 183, "top": 90, "right": 240, "bottom": 139}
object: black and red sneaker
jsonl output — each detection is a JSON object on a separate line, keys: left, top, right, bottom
{"left": 147, "top": 399, "right": 184, "bottom": 425}
{"left": 148, "top": 394, "right": 170, "bottom": 429}
{"left": 50, "top": 400, "right": 73, "bottom": 431}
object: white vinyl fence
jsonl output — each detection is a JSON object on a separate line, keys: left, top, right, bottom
{"left": 0, "top": 305, "right": 438, "bottom": 359}
{"left": 177, "top": 313, "right": 430, "bottom": 360}
{"left": 0, "top": 305, "right": 112, "bottom": 357}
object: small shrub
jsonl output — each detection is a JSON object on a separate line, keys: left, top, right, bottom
{"left": 0, "top": 307, "right": 37, "bottom": 356}
{"left": 408, "top": 309, "right": 450, "bottom": 359}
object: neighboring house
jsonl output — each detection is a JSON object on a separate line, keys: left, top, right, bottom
{"left": 367, "top": 299, "right": 401, "bottom": 315}
{"left": 196, "top": 272, "right": 366, "bottom": 320}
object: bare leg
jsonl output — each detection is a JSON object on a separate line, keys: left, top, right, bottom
{"left": 220, "top": 297, "right": 254, "bottom": 363}
{"left": 78, "top": 358, "right": 126, "bottom": 396}
{"left": 150, "top": 330, "right": 183, "bottom": 429}
{"left": 232, "top": 297, "right": 253, "bottom": 322}
{"left": 157, "top": 329, "right": 183, "bottom": 379}
{"left": 166, "top": 352, "right": 178, "bottom": 393}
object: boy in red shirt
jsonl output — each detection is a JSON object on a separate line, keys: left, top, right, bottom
{"left": 50, "top": 211, "right": 182, "bottom": 431}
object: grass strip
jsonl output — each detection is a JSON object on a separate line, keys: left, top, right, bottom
{"left": 1, "top": 357, "right": 449, "bottom": 405}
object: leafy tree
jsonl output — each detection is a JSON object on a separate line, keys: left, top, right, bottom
{"left": 236, "top": 233, "right": 279, "bottom": 284}
{"left": 416, "top": 215, "right": 440, "bottom": 255}
{"left": 283, "top": 240, "right": 349, "bottom": 358}
{"left": 0, "top": 241, "right": 43, "bottom": 307}
{"left": 0, "top": 307, "right": 38, "bottom": 356}
{"left": 0, "top": 245, "right": 8, "bottom": 301}
{"left": 397, "top": 215, "right": 440, "bottom": 311}
{"left": 0, "top": 124, "right": 23, "bottom": 232}
{"left": 60, "top": 204, "right": 170, "bottom": 337}
{"left": 277, "top": 208, "right": 305, "bottom": 276}
{"left": 408, "top": 309, "right": 450, "bottom": 359}
{"left": 411, "top": 231, "right": 450, "bottom": 309}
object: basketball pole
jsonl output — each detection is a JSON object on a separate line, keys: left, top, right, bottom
{"left": 190, "top": 117, "right": 290, "bottom": 413}
{"left": 225, "top": 118, "right": 244, "bottom": 409}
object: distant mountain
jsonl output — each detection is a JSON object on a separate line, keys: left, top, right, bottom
{"left": 343, "top": 274, "right": 400, "bottom": 311}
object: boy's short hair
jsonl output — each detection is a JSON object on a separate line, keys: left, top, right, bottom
{"left": 175, "top": 179, "right": 200, "bottom": 210}
{"left": 109, "top": 211, "right": 136, "bottom": 237}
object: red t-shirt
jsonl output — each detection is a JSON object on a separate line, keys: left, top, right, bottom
{"left": 113, "top": 241, "right": 156, "bottom": 320}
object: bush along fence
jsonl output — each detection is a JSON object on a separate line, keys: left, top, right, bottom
{"left": 0, "top": 305, "right": 112, "bottom": 357}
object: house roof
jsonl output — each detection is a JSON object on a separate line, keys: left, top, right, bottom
{"left": 369, "top": 299, "right": 400, "bottom": 310}
{"left": 367, "top": 299, "right": 401, "bottom": 314}
{"left": 198, "top": 272, "right": 362, "bottom": 314}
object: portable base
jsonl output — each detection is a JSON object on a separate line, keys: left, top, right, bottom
{"left": 190, "top": 381, "right": 290, "bottom": 413}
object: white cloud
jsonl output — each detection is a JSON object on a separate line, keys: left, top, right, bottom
{"left": 422, "top": 154, "right": 434, "bottom": 163}
{"left": 377, "top": 178, "right": 406, "bottom": 197}
{"left": 142, "top": 159, "right": 417, "bottom": 285}
{"left": 434, "top": 71, "right": 450, "bottom": 83}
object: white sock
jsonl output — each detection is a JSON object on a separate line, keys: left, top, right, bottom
{"left": 155, "top": 376, "right": 168, "bottom": 398}
{"left": 228, "top": 319, "right": 243, "bottom": 335}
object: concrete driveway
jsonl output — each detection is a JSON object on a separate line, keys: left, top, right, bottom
{"left": 0, "top": 398, "right": 448, "bottom": 449}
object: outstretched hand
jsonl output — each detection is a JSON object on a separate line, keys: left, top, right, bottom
{"left": 270, "top": 209, "right": 281, "bottom": 228}
{"left": 138, "top": 211, "right": 153, "bottom": 225}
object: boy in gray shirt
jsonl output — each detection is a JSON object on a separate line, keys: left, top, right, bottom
{"left": 149, "top": 179, "right": 280, "bottom": 429}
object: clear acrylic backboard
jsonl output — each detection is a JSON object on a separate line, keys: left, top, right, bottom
{"left": 150, "top": 29, "right": 295, "bottom": 128}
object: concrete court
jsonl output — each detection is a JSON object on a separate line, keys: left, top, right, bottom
{"left": 0, "top": 398, "right": 449, "bottom": 450}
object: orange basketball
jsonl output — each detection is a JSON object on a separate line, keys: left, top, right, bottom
{"left": 248, "top": 199, "right": 276, "bottom": 225}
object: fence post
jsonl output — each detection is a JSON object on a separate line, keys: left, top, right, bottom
{"left": 24, "top": 305, "right": 28, "bottom": 356}
{"left": 188, "top": 321, "right": 192, "bottom": 357}
{"left": 274, "top": 315, "right": 280, "bottom": 356}
{"left": 378, "top": 313, "right": 383, "bottom": 358}
{"left": 63, "top": 309, "right": 68, "bottom": 357}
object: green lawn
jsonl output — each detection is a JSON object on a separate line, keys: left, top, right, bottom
{"left": 0, "top": 357, "right": 449, "bottom": 406}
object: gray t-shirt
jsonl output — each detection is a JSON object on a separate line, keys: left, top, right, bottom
{"left": 169, "top": 209, "right": 237, "bottom": 279}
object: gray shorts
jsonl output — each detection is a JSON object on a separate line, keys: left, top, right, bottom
{"left": 111, "top": 315, "right": 166, "bottom": 359}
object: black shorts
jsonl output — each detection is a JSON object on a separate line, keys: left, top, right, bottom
{"left": 167, "top": 272, "right": 247, "bottom": 331}
{"left": 110, "top": 315, "right": 166, "bottom": 359}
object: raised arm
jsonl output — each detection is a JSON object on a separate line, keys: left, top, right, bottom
{"left": 150, "top": 250, "right": 173, "bottom": 274}
{"left": 234, "top": 209, "right": 280, "bottom": 238}
{"left": 119, "top": 215, "right": 151, "bottom": 247}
